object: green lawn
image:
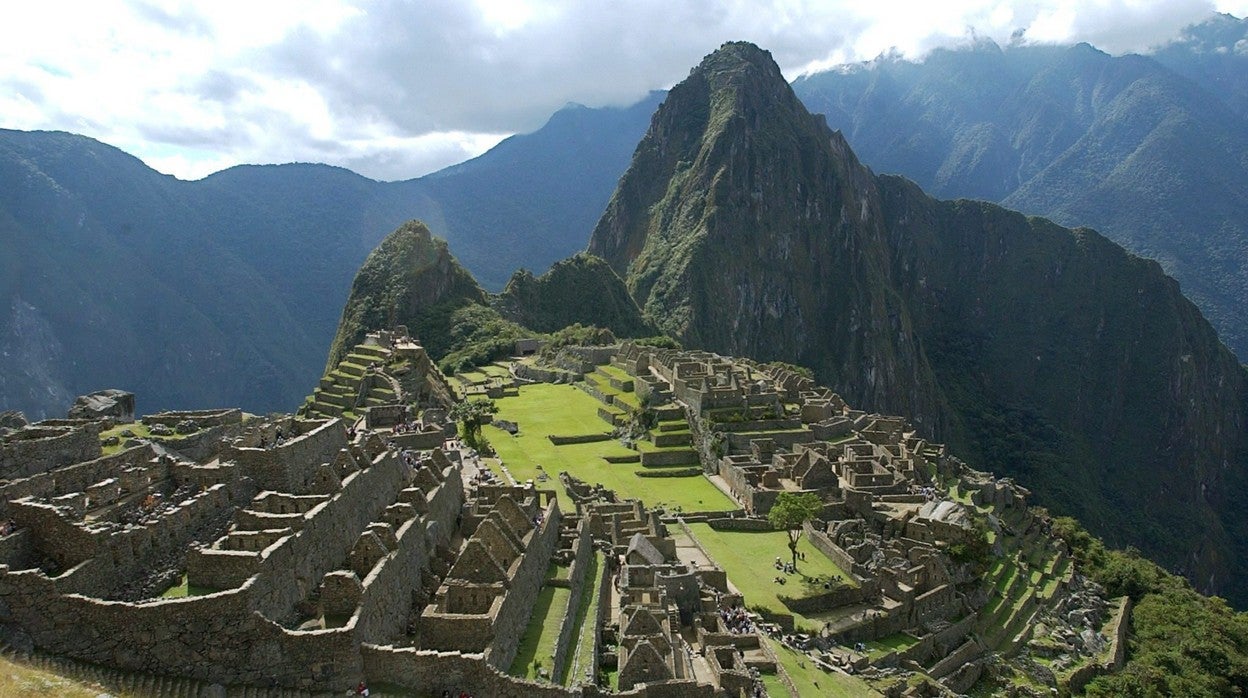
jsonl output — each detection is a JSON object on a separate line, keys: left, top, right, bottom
{"left": 596, "top": 364, "right": 632, "bottom": 381}
{"left": 484, "top": 384, "right": 733, "bottom": 513}
{"left": 99, "top": 422, "right": 190, "bottom": 455}
{"left": 764, "top": 637, "right": 877, "bottom": 697}
{"left": 509, "top": 574, "right": 571, "bottom": 681}
{"left": 864, "top": 632, "right": 921, "bottom": 659}
{"left": 159, "top": 573, "right": 217, "bottom": 598}
{"left": 686, "top": 523, "right": 856, "bottom": 631}
{"left": 479, "top": 363, "right": 513, "bottom": 378}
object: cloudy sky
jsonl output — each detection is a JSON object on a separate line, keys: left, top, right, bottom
{"left": 2, "top": 0, "right": 1245, "bottom": 181}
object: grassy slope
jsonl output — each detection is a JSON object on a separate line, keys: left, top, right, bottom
{"left": 686, "top": 523, "right": 855, "bottom": 631}
{"left": 483, "top": 384, "right": 733, "bottom": 512}
{"left": 0, "top": 655, "right": 113, "bottom": 698}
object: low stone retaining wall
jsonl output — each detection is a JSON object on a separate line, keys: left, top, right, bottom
{"left": 548, "top": 433, "right": 613, "bottom": 446}
{"left": 706, "top": 517, "right": 773, "bottom": 532}
{"left": 634, "top": 467, "right": 701, "bottom": 478}
{"left": 639, "top": 450, "right": 699, "bottom": 467}
{"left": 779, "top": 584, "right": 868, "bottom": 615}
{"left": 709, "top": 418, "right": 802, "bottom": 433}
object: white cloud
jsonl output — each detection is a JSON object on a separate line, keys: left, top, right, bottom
{"left": 0, "top": 0, "right": 1237, "bottom": 180}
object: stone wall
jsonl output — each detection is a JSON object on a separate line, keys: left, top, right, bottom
{"left": 552, "top": 519, "right": 593, "bottom": 684}
{"left": 360, "top": 645, "right": 718, "bottom": 698}
{"left": 0, "top": 424, "right": 102, "bottom": 479}
{"left": 142, "top": 409, "right": 242, "bottom": 429}
{"left": 230, "top": 419, "right": 347, "bottom": 493}
{"left": 0, "top": 445, "right": 158, "bottom": 516}
{"left": 187, "top": 548, "right": 261, "bottom": 590}
{"left": 486, "top": 499, "right": 563, "bottom": 670}
{"left": 778, "top": 584, "right": 869, "bottom": 615}
{"left": 248, "top": 449, "right": 409, "bottom": 619}
{"left": 805, "top": 523, "right": 862, "bottom": 579}
{"left": 1066, "top": 596, "right": 1132, "bottom": 693}
{"left": 639, "top": 450, "right": 700, "bottom": 467}
{"left": 153, "top": 421, "right": 244, "bottom": 463}
{"left": 549, "top": 433, "right": 613, "bottom": 445}
{"left": 353, "top": 463, "right": 463, "bottom": 643}
{"left": 928, "top": 638, "right": 982, "bottom": 680}
{"left": 705, "top": 517, "right": 773, "bottom": 532}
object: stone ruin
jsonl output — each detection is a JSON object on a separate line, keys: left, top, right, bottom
{"left": 0, "top": 334, "right": 1131, "bottom": 697}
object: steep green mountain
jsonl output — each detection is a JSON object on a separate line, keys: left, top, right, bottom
{"left": 791, "top": 32, "right": 1248, "bottom": 360}
{"left": 0, "top": 95, "right": 656, "bottom": 418}
{"left": 324, "top": 220, "right": 494, "bottom": 371}
{"left": 588, "top": 41, "right": 1248, "bottom": 604}
{"left": 589, "top": 41, "right": 951, "bottom": 432}
{"left": 492, "top": 253, "right": 657, "bottom": 336}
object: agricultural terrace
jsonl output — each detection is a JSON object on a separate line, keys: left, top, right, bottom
{"left": 481, "top": 383, "right": 733, "bottom": 512}
{"left": 682, "top": 522, "right": 856, "bottom": 632}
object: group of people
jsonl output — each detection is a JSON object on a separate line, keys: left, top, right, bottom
{"left": 773, "top": 556, "right": 797, "bottom": 584}
{"left": 820, "top": 574, "right": 845, "bottom": 590}
{"left": 258, "top": 428, "right": 285, "bottom": 449}
{"left": 391, "top": 419, "right": 425, "bottom": 434}
{"left": 719, "top": 604, "right": 755, "bottom": 635}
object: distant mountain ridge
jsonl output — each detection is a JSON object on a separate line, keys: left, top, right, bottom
{"left": 588, "top": 41, "right": 1248, "bottom": 605}
{"left": 0, "top": 92, "right": 660, "bottom": 418}
{"left": 792, "top": 14, "right": 1248, "bottom": 360}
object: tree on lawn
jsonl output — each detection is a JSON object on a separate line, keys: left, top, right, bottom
{"left": 768, "top": 492, "right": 822, "bottom": 569}
{"left": 449, "top": 398, "right": 497, "bottom": 449}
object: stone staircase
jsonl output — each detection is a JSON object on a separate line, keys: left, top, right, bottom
{"left": 304, "top": 344, "right": 398, "bottom": 420}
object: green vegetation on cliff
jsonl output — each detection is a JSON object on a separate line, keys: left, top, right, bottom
{"left": 325, "top": 220, "right": 495, "bottom": 372}
{"left": 1050, "top": 517, "right": 1248, "bottom": 697}
{"left": 329, "top": 223, "right": 676, "bottom": 378}
{"left": 493, "top": 253, "right": 657, "bottom": 337}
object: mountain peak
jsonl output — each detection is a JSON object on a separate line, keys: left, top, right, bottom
{"left": 693, "top": 41, "right": 783, "bottom": 80}
{"left": 586, "top": 40, "right": 937, "bottom": 426}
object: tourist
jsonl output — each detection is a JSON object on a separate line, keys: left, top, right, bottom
{"left": 355, "top": 681, "right": 369, "bottom": 696}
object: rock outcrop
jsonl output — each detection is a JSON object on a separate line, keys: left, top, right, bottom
{"left": 67, "top": 389, "right": 135, "bottom": 422}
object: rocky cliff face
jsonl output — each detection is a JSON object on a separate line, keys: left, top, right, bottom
{"left": 588, "top": 41, "right": 1248, "bottom": 602}
{"left": 589, "top": 42, "right": 952, "bottom": 435}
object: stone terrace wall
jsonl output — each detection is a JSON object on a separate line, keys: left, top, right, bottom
{"left": 230, "top": 419, "right": 346, "bottom": 493}
{"left": 0, "top": 444, "right": 158, "bottom": 516}
{"left": 248, "top": 449, "right": 409, "bottom": 619}
{"left": 0, "top": 424, "right": 102, "bottom": 479}
{"left": 552, "top": 518, "right": 593, "bottom": 684}
{"left": 486, "top": 499, "right": 563, "bottom": 671}
{"left": 361, "top": 645, "right": 719, "bottom": 698}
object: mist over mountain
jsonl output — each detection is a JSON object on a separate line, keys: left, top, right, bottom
{"left": 589, "top": 41, "right": 1248, "bottom": 604}
{"left": 0, "top": 93, "right": 658, "bottom": 419}
{"left": 792, "top": 13, "right": 1248, "bottom": 360}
